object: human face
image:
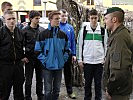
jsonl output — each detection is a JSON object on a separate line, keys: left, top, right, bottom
{"left": 4, "top": 13, "right": 16, "bottom": 28}
{"left": 50, "top": 14, "right": 60, "bottom": 27}
{"left": 31, "top": 16, "right": 40, "bottom": 25}
{"left": 60, "top": 12, "right": 68, "bottom": 23}
{"left": 88, "top": 15, "right": 98, "bottom": 27}
{"left": 104, "top": 14, "right": 114, "bottom": 31}
{"left": 3, "top": 6, "right": 13, "bottom": 12}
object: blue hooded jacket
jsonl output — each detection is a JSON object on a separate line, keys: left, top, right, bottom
{"left": 60, "top": 22, "right": 76, "bottom": 56}
{"left": 34, "top": 24, "right": 70, "bottom": 70}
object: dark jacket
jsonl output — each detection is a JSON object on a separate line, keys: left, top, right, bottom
{"left": 0, "top": 16, "right": 4, "bottom": 27}
{"left": 103, "top": 24, "right": 133, "bottom": 96}
{"left": 0, "top": 25, "right": 24, "bottom": 64}
{"left": 35, "top": 24, "right": 70, "bottom": 70}
{"left": 22, "top": 23, "right": 45, "bottom": 59}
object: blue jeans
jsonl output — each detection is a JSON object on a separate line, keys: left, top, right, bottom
{"left": 84, "top": 64, "right": 103, "bottom": 100}
{"left": 43, "top": 69, "right": 62, "bottom": 100}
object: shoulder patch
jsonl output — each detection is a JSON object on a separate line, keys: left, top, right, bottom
{"left": 112, "top": 52, "right": 120, "bottom": 62}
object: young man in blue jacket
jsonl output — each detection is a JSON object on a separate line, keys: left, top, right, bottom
{"left": 59, "top": 9, "right": 76, "bottom": 99}
{"left": 34, "top": 11, "right": 70, "bottom": 100}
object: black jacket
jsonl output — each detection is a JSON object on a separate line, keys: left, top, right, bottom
{"left": 0, "top": 16, "right": 4, "bottom": 27}
{"left": 0, "top": 25, "right": 24, "bottom": 63}
{"left": 22, "top": 23, "right": 45, "bottom": 59}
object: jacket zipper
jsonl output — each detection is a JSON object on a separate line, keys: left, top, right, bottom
{"left": 12, "top": 33, "right": 16, "bottom": 64}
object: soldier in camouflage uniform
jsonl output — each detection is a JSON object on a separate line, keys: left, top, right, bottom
{"left": 103, "top": 7, "right": 133, "bottom": 100}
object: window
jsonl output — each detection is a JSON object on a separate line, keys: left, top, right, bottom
{"left": 87, "top": 0, "right": 94, "bottom": 5}
{"left": 112, "top": 0, "right": 133, "bottom": 5}
{"left": 34, "top": 0, "right": 41, "bottom": 6}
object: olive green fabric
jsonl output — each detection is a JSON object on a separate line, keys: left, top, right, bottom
{"left": 104, "top": 7, "right": 124, "bottom": 16}
{"left": 103, "top": 24, "right": 133, "bottom": 96}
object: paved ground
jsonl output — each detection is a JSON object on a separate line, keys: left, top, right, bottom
{"left": 9, "top": 30, "right": 133, "bottom": 100}
{"left": 9, "top": 72, "right": 133, "bottom": 100}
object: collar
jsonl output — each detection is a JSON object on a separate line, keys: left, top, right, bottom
{"left": 60, "top": 22, "right": 67, "bottom": 25}
{"left": 27, "top": 22, "right": 39, "bottom": 29}
{"left": 108, "top": 24, "right": 125, "bottom": 46}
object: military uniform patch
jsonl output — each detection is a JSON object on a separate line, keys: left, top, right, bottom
{"left": 112, "top": 53, "right": 120, "bottom": 62}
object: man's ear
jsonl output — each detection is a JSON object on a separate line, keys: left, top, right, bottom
{"left": 29, "top": 18, "right": 32, "bottom": 22}
{"left": 88, "top": 17, "right": 90, "bottom": 22}
{"left": 112, "top": 17, "right": 117, "bottom": 23}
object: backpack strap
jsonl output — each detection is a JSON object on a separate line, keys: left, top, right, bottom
{"left": 82, "top": 26, "right": 87, "bottom": 61}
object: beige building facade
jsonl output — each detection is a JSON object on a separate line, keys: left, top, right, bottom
{"left": 0, "top": 0, "right": 57, "bottom": 22}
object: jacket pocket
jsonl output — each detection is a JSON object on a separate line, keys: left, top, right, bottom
{"left": 110, "top": 52, "right": 121, "bottom": 69}
{"left": 107, "top": 70, "right": 129, "bottom": 95}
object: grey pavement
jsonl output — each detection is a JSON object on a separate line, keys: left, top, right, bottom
{"left": 9, "top": 72, "right": 133, "bottom": 100}
{"left": 9, "top": 30, "right": 133, "bottom": 100}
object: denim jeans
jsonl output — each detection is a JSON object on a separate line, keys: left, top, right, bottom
{"left": 43, "top": 69, "right": 62, "bottom": 100}
{"left": 84, "top": 63, "right": 103, "bottom": 100}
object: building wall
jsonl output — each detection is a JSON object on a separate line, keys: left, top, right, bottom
{"left": 103, "top": 0, "right": 133, "bottom": 11}
{"left": 0, "top": 0, "right": 57, "bottom": 15}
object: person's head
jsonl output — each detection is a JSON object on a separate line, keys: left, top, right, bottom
{"left": 1, "top": 2, "right": 13, "bottom": 13}
{"left": 48, "top": 11, "right": 60, "bottom": 27}
{"left": 88, "top": 9, "right": 99, "bottom": 27}
{"left": 4, "top": 10, "right": 16, "bottom": 28}
{"left": 104, "top": 7, "right": 124, "bottom": 32}
{"left": 29, "top": 10, "right": 41, "bottom": 25}
{"left": 60, "top": 9, "right": 68, "bottom": 23}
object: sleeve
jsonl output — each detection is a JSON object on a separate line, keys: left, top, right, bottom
{"left": 70, "top": 26, "right": 76, "bottom": 56}
{"left": 104, "top": 29, "right": 108, "bottom": 56}
{"left": 34, "top": 34, "right": 46, "bottom": 65}
{"left": 21, "top": 28, "right": 26, "bottom": 48}
{"left": 0, "top": 18, "right": 3, "bottom": 27}
{"left": 77, "top": 26, "right": 84, "bottom": 63}
{"left": 64, "top": 35, "right": 70, "bottom": 62}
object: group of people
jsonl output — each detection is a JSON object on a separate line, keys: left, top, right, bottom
{"left": 0, "top": 2, "right": 76, "bottom": 100}
{"left": 0, "top": 1, "right": 132, "bottom": 100}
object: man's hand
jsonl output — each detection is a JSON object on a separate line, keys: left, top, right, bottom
{"left": 78, "top": 62, "right": 84, "bottom": 68}
{"left": 72, "top": 56, "right": 76, "bottom": 62}
{"left": 21, "top": 57, "right": 29, "bottom": 63}
{"left": 78, "top": 62, "right": 84, "bottom": 73}
{"left": 105, "top": 90, "right": 112, "bottom": 100}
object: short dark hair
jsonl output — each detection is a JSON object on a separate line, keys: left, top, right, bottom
{"left": 1, "top": 2, "right": 12, "bottom": 12}
{"left": 48, "top": 11, "right": 60, "bottom": 20}
{"left": 111, "top": 11, "right": 124, "bottom": 23}
{"left": 29, "top": 10, "right": 41, "bottom": 19}
{"left": 3, "top": 10, "right": 14, "bottom": 17}
{"left": 89, "top": 9, "right": 98, "bottom": 16}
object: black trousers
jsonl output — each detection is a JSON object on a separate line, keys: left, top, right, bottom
{"left": 84, "top": 63, "right": 103, "bottom": 100}
{"left": 25, "top": 58, "right": 44, "bottom": 99}
{"left": 64, "top": 55, "right": 73, "bottom": 94}
{"left": 0, "top": 61, "right": 25, "bottom": 100}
